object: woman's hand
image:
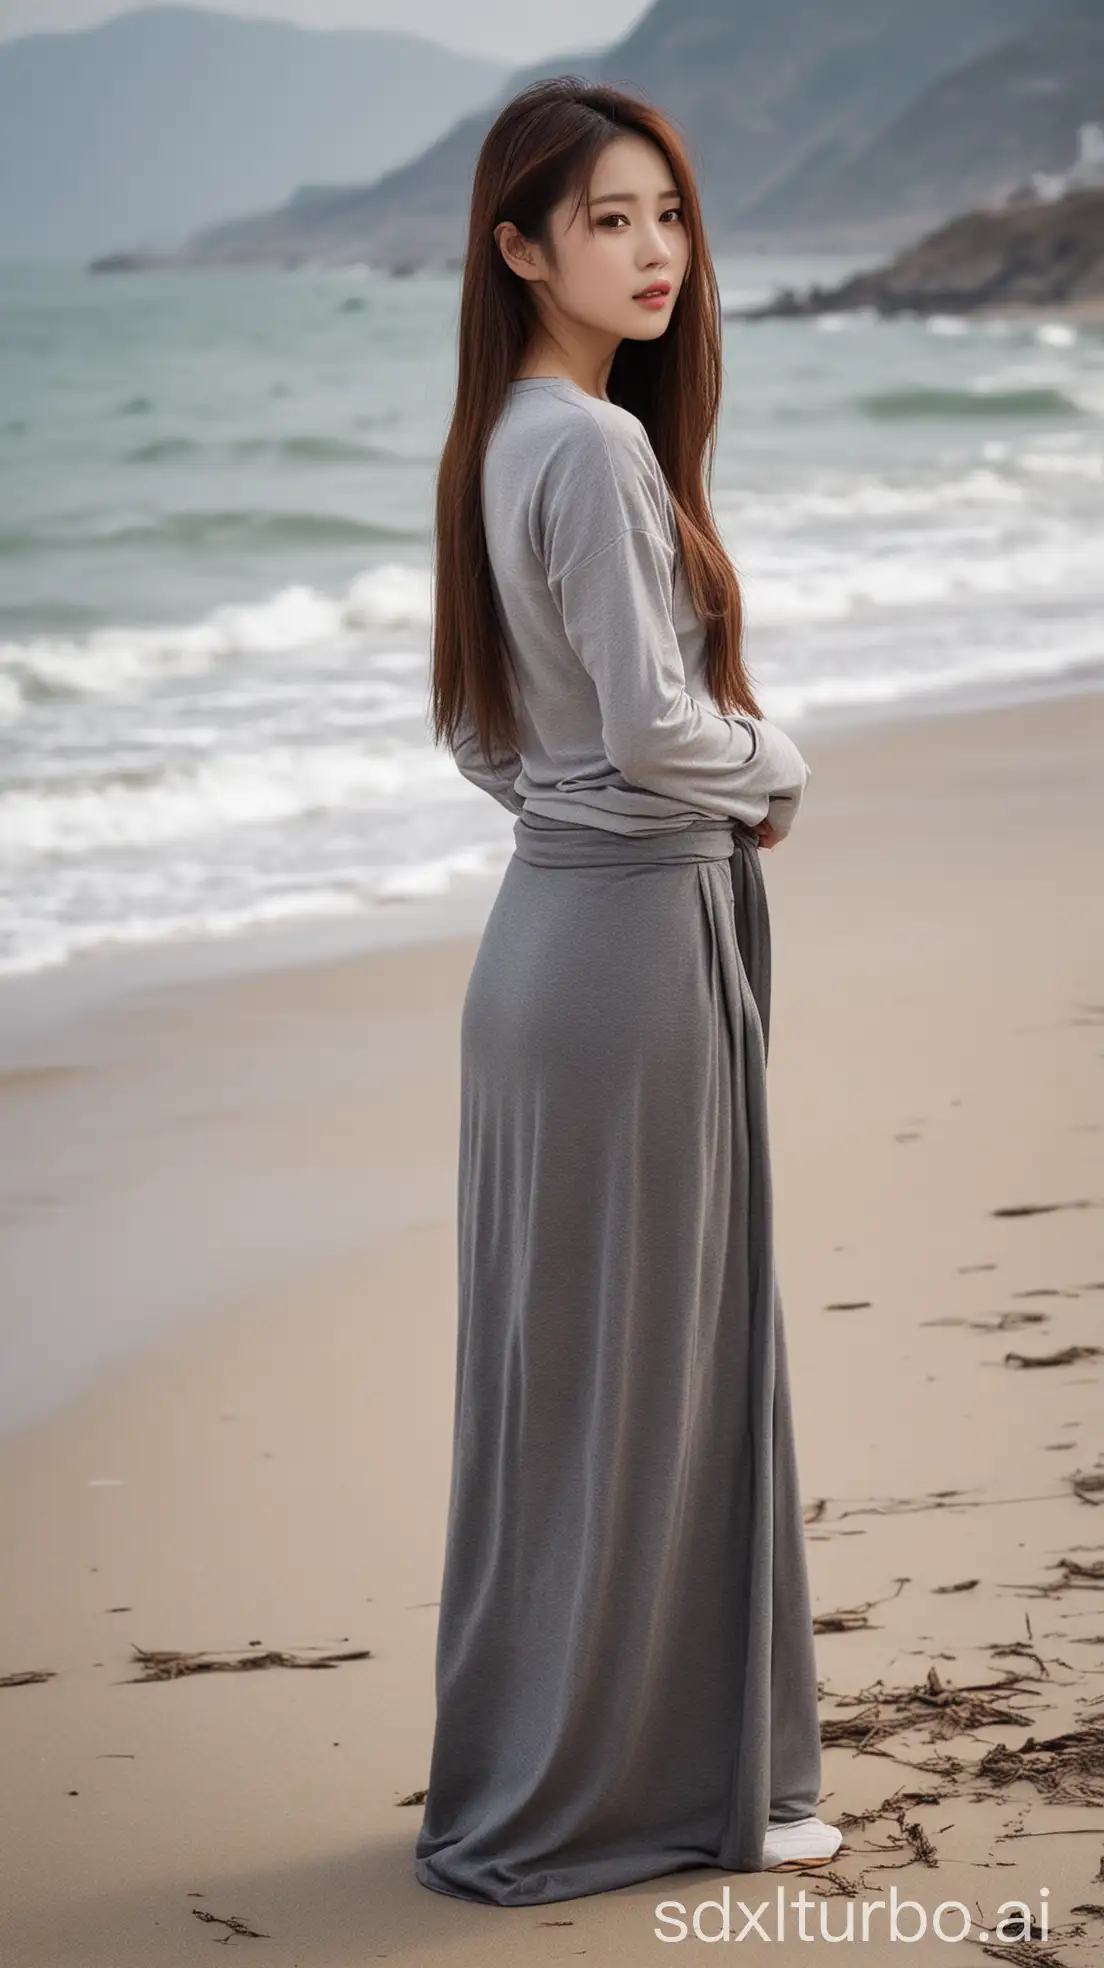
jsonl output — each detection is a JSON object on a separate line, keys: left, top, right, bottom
{"left": 755, "top": 816, "right": 784, "bottom": 850}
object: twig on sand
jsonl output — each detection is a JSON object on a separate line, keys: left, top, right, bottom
{"left": 192, "top": 1909, "right": 270, "bottom": 1941}
{"left": 1004, "top": 1346, "right": 1103, "bottom": 1370}
{"left": 125, "top": 1641, "right": 373, "bottom": 1682}
{"left": 822, "top": 1665, "right": 1039, "bottom": 1753}
{"left": 977, "top": 1716, "right": 1104, "bottom": 1807}
{"left": 815, "top": 1577, "right": 910, "bottom": 1635}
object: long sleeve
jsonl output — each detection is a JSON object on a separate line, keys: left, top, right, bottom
{"left": 555, "top": 526, "right": 809, "bottom": 824}
{"left": 539, "top": 412, "right": 811, "bottom": 830}
{"left": 764, "top": 787, "right": 804, "bottom": 843}
{"left": 450, "top": 700, "right": 525, "bottom": 816}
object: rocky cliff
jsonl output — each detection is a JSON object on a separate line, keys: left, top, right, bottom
{"left": 728, "top": 184, "right": 1104, "bottom": 320}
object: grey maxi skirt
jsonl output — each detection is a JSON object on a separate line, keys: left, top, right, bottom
{"left": 413, "top": 810, "right": 822, "bottom": 1908}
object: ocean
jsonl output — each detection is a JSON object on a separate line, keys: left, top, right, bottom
{"left": 2, "top": 254, "right": 1102, "bottom": 981}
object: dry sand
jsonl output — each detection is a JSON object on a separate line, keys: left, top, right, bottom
{"left": 970, "top": 298, "right": 1104, "bottom": 327}
{"left": 0, "top": 688, "right": 1102, "bottom": 1965}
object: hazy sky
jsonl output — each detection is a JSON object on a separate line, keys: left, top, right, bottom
{"left": 0, "top": 0, "right": 648, "bottom": 59}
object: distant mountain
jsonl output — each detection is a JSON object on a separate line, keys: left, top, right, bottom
{"left": 175, "top": 0, "right": 1061, "bottom": 268}
{"left": 730, "top": 185, "right": 1104, "bottom": 318}
{"left": 180, "top": 35, "right": 611, "bottom": 270}
{"left": 736, "top": 4, "right": 1104, "bottom": 244}
{"left": 0, "top": 5, "right": 508, "bottom": 263}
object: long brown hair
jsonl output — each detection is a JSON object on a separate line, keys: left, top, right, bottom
{"left": 430, "top": 74, "right": 763, "bottom": 769}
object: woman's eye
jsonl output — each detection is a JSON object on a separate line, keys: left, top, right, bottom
{"left": 598, "top": 208, "right": 682, "bottom": 228}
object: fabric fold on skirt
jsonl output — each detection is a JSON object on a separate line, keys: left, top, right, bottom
{"left": 414, "top": 810, "right": 822, "bottom": 1908}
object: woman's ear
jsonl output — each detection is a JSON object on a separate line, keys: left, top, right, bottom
{"left": 494, "top": 221, "right": 544, "bottom": 285}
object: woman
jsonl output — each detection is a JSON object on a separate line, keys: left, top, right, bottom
{"left": 415, "top": 75, "right": 841, "bottom": 1908}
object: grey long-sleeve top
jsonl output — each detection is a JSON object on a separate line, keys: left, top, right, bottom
{"left": 450, "top": 375, "right": 811, "bottom": 838}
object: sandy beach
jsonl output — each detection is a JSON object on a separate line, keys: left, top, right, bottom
{"left": 1, "top": 686, "right": 1102, "bottom": 1965}
{"left": 969, "top": 298, "right": 1104, "bottom": 327}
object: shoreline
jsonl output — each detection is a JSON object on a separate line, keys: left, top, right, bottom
{"left": 3, "top": 661, "right": 1102, "bottom": 1032}
{"left": 970, "top": 294, "right": 1104, "bottom": 325}
{"left": 0, "top": 682, "right": 1101, "bottom": 1963}
{"left": 0, "top": 678, "right": 1099, "bottom": 1436}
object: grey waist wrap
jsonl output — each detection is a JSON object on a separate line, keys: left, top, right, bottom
{"left": 414, "top": 810, "right": 822, "bottom": 1908}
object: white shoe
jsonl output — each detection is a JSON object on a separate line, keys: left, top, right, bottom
{"left": 761, "top": 1815, "right": 842, "bottom": 1870}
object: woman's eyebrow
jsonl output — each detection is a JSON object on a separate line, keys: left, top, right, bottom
{"left": 588, "top": 188, "right": 682, "bottom": 205}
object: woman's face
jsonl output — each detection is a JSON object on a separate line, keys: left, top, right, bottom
{"left": 501, "top": 132, "right": 691, "bottom": 348}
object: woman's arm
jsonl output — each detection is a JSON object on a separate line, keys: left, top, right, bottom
{"left": 450, "top": 700, "right": 525, "bottom": 815}
{"left": 553, "top": 523, "right": 810, "bottom": 826}
{"left": 763, "top": 787, "right": 804, "bottom": 843}
{"left": 540, "top": 413, "right": 811, "bottom": 829}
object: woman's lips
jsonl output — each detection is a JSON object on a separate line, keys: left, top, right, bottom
{"left": 633, "top": 289, "right": 670, "bottom": 309}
